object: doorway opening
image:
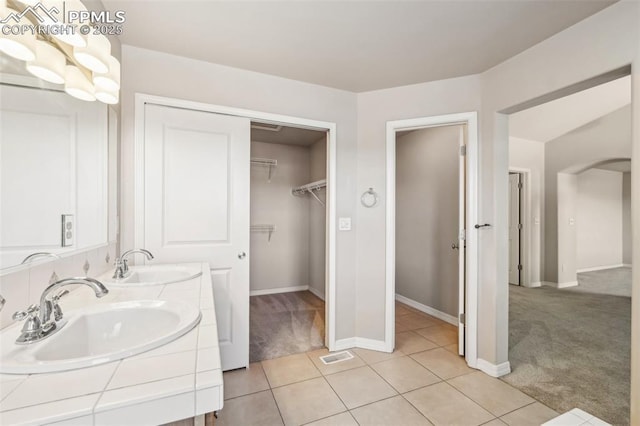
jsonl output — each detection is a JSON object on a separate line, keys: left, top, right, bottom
{"left": 134, "top": 93, "right": 338, "bottom": 372}
{"left": 505, "top": 74, "right": 632, "bottom": 424}
{"left": 385, "top": 112, "right": 479, "bottom": 368}
{"left": 248, "top": 122, "right": 328, "bottom": 362}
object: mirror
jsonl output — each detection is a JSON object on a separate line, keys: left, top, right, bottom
{"left": 0, "top": 77, "right": 115, "bottom": 269}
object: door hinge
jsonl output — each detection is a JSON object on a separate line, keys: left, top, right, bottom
{"left": 459, "top": 313, "right": 466, "bottom": 325}
{"left": 518, "top": 223, "right": 523, "bottom": 230}
{"left": 518, "top": 182, "right": 523, "bottom": 189}
{"left": 518, "top": 264, "right": 523, "bottom": 271}
{"left": 460, "top": 145, "right": 466, "bottom": 156}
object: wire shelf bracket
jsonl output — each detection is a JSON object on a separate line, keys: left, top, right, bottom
{"left": 250, "top": 224, "right": 276, "bottom": 242}
{"left": 251, "top": 157, "right": 277, "bottom": 182}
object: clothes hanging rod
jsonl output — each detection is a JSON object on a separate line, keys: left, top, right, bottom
{"left": 291, "top": 179, "right": 327, "bottom": 195}
{"left": 292, "top": 179, "right": 326, "bottom": 206}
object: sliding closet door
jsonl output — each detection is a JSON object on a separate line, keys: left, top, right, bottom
{"left": 144, "top": 103, "right": 250, "bottom": 370}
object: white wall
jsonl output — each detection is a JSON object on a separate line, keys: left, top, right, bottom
{"left": 356, "top": 75, "right": 482, "bottom": 342}
{"left": 249, "top": 142, "right": 310, "bottom": 292}
{"left": 118, "top": 2, "right": 640, "bottom": 412}
{"left": 309, "top": 137, "right": 327, "bottom": 298}
{"left": 120, "top": 46, "right": 358, "bottom": 340}
{"left": 508, "top": 137, "right": 545, "bottom": 285}
{"left": 396, "top": 126, "right": 460, "bottom": 317}
{"left": 576, "top": 169, "right": 624, "bottom": 270}
{"left": 623, "top": 172, "right": 632, "bottom": 265}
{"left": 479, "top": 1, "right": 638, "bottom": 374}
{"left": 544, "top": 106, "right": 631, "bottom": 283}
{"left": 557, "top": 173, "right": 578, "bottom": 284}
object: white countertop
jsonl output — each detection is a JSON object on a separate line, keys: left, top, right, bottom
{"left": 0, "top": 263, "right": 223, "bottom": 425}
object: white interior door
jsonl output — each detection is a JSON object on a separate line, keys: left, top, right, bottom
{"left": 509, "top": 173, "right": 521, "bottom": 285}
{"left": 144, "top": 104, "right": 250, "bottom": 370}
{"left": 458, "top": 127, "right": 466, "bottom": 356}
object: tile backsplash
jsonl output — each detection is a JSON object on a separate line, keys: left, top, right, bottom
{"left": 0, "top": 242, "right": 117, "bottom": 330}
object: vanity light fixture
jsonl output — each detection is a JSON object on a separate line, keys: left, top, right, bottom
{"left": 64, "top": 64, "right": 95, "bottom": 101}
{"left": 0, "top": 1, "right": 36, "bottom": 61}
{"left": 26, "top": 40, "right": 66, "bottom": 84}
{"left": 93, "top": 56, "right": 120, "bottom": 92}
{"left": 49, "top": 0, "right": 88, "bottom": 48}
{"left": 73, "top": 32, "right": 110, "bottom": 73}
{"left": 0, "top": 0, "right": 120, "bottom": 104}
{"left": 95, "top": 86, "right": 118, "bottom": 104}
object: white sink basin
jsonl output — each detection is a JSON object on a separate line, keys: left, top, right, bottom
{"left": 0, "top": 300, "right": 201, "bottom": 374}
{"left": 98, "top": 264, "right": 203, "bottom": 287}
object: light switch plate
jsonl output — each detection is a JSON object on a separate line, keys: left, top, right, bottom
{"left": 62, "top": 214, "right": 74, "bottom": 247}
{"left": 339, "top": 217, "right": 352, "bottom": 231}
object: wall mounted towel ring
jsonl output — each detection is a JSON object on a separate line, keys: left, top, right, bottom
{"left": 361, "top": 188, "right": 378, "bottom": 208}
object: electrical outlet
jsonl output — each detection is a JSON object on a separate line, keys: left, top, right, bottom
{"left": 62, "top": 214, "right": 74, "bottom": 247}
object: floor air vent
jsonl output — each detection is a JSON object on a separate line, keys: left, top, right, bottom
{"left": 319, "top": 351, "right": 354, "bottom": 365}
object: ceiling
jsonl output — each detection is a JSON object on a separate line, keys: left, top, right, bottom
{"left": 595, "top": 160, "right": 632, "bottom": 173}
{"left": 509, "top": 75, "right": 631, "bottom": 143}
{"left": 251, "top": 123, "right": 326, "bottom": 146}
{"left": 101, "top": 0, "right": 615, "bottom": 92}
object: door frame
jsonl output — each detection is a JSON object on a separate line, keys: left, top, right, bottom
{"left": 508, "top": 168, "right": 532, "bottom": 287}
{"left": 385, "top": 112, "right": 479, "bottom": 368}
{"left": 133, "top": 93, "right": 339, "bottom": 351}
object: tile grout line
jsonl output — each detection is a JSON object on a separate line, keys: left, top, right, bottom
{"left": 446, "top": 373, "right": 540, "bottom": 420}
{"left": 268, "top": 387, "right": 286, "bottom": 426}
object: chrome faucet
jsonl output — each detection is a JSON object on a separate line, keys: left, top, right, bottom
{"left": 112, "top": 248, "right": 154, "bottom": 279}
{"left": 12, "top": 277, "right": 109, "bottom": 344}
{"left": 21, "top": 252, "right": 60, "bottom": 264}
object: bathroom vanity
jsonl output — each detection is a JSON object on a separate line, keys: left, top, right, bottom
{"left": 0, "top": 263, "right": 223, "bottom": 425}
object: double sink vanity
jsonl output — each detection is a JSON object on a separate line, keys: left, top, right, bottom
{"left": 0, "top": 258, "right": 223, "bottom": 425}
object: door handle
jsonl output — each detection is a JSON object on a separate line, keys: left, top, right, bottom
{"left": 451, "top": 243, "right": 459, "bottom": 250}
{"left": 238, "top": 252, "right": 246, "bottom": 260}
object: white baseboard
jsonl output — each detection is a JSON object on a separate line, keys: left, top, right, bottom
{"left": 523, "top": 281, "right": 542, "bottom": 288}
{"left": 333, "top": 338, "right": 356, "bottom": 351}
{"left": 333, "top": 337, "right": 390, "bottom": 353}
{"left": 477, "top": 358, "right": 511, "bottom": 377}
{"left": 577, "top": 264, "right": 625, "bottom": 273}
{"left": 308, "top": 286, "right": 325, "bottom": 301}
{"left": 395, "top": 294, "right": 458, "bottom": 326}
{"left": 250, "top": 285, "right": 308, "bottom": 296}
{"left": 544, "top": 281, "right": 578, "bottom": 289}
{"left": 557, "top": 281, "right": 578, "bottom": 289}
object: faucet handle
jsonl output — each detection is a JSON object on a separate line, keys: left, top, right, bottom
{"left": 51, "top": 290, "right": 69, "bottom": 322}
{"left": 12, "top": 304, "right": 39, "bottom": 321}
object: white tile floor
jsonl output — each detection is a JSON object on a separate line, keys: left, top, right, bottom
{"left": 218, "top": 302, "right": 596, "bottom": 425}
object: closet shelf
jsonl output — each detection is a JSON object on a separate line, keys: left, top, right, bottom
{"left": 292, "top": 179, "right": 327, "bottom": 206}
{"left": 250, "top": 224, "right": 276, "bottom": 242}
{"left": 251, "top": 157, "right": 277, "bottom": 182}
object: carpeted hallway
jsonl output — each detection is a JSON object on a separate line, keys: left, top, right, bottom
{"left": 250, "top": 291, "right": 325, "bottom": 363}
{"left": 503, "top": 267, "right": 631, "bottom": 425}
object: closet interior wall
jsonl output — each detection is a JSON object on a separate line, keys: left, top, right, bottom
{"left": 249, "top": 135, "right": 326, "bottom": 298}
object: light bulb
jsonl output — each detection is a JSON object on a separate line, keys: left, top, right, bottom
{"left": 93, "top": 56, "right": 120, "bottom": 92}
{"left": 73, "top": 33, "right": 110, "bottom": 73}
{"left": 64, "top": 65, "right": 96, "bottom": 101}
{"left": 26, "top": 41, "right": 65, "bottom": 84}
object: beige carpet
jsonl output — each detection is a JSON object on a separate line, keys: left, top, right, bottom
{"left": 503, "top": 269, "right": 631, "bottom": 425}
{"left": 250, "top": 291, "right": 325, "bottom": 363}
